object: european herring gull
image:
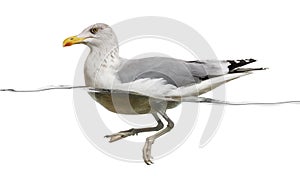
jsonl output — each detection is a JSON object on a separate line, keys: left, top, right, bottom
{"left": 63, "top": 23, "right": 265, "bottom": 164}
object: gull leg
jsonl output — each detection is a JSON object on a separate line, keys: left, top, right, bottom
{"left": 104, "top": 113, "right": 164, "bottom": 142}
{"left": 143, "top": 111, "right": 174, "bottom": 165}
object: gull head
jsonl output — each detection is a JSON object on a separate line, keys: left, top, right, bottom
{"left": 63, "top": 23, "right": 117, "bottom": 49}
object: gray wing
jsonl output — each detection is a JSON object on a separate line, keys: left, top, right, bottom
{"left": 117, "top": 57, "right": 256, "bottom": 87}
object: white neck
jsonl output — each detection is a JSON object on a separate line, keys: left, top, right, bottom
{"left": 84, "top": 36, "right": 121, "bottom": 88}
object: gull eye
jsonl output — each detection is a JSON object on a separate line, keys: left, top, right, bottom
{"left": 90, "top": 27, "right": 98, "bottom": 34}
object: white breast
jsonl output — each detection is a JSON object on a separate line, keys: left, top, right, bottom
{"left": 84, "top": 50, "right": 121, "bottom": 88}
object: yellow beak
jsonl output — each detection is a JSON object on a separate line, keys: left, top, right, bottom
{"left": 63, "top": 36, "right": 85, "bottom": 47}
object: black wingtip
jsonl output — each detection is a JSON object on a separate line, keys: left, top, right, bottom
{"left": 227, "top": 58, "right": 257, "bottom": 71}
{"left": 248, "top": 58, "right": 256, "bottom": 62}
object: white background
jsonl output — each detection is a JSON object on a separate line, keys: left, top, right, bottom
{"left": 1, "top": 0, "right": 300, "bottom": 175}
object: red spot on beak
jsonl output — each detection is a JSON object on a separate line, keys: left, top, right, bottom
{"left": 63, "top": 42, "right": 72, "bottom": 47}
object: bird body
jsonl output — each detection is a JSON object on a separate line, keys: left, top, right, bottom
{"left": 63, "top": 23, "right": 266, "bottom": 164}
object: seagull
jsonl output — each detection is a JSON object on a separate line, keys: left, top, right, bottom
{"left": 63, "top": 23, "right": 266, "bottom": 164}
